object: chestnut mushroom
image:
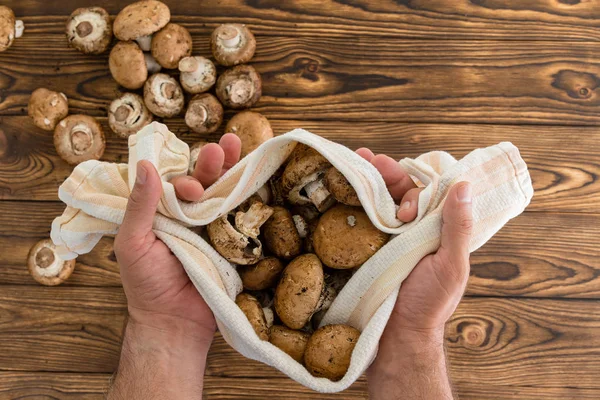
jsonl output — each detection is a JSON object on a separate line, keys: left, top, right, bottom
{"left": 185, "top": 93, "right": 223, "bottom": 134}
{"left": 262, "top": 206, "right": 302, "bottom": 260}
{"left": 0, "top": 6, "right": 24, "bottom": 52}
{"left": 225, "top": 111, "right": 273, "bottom": 158}
{"left": 238, "top": 257, "right": 284, "bottom": 291}
{"left": 113, "top": 0, "right": 170, "bottom": 51}
{"left": 151, "top": 23, "right": 192, "bottom": 69}
{"left": 324, "top": 167, "right": 361, "bottom": 206}
{"left": 179, "top": 56, "right": 217, "bottom": 94}
{"left": 311, "top": 270, "right": 353, "bottom": 329}
{"left": 27, "top": 239, "right": 76, "bottom": 286}
{"left": 28, "top": 88, "right": 69, "bottom": 131}
{"left": 188, "top": 141, "right": 207, "bottom": 175}
{"left": 215, "top": 65, "right": 262, "bottom": 109}
{"left": 269, "top": 325, "right": 310, "bottom": 363}
{"left": 210, "top": 24, "right": 256, "bottom": 67}
{"left": 236, "top": 293, "right": 269, "bottom": 341}
{"left": 304, "top": 324, "right": 361, "bottom": 381}
{"left": 143, "top": 73, "right": 185, "bottom": 118}
{"left": 108, "top": 93, "right": 153, "bottom": 138}
{"left": 65, "top": 7, "right": 112, "bottom": 54}
{"left": 54, "top": 115, "right": 105, "bottom": 165}
{"left": 109, "top": 41, "right": 156, "bottom": 90}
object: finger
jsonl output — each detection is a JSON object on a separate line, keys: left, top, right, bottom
{"left": 371, "top": 154, "right": 417, "bottom": 201}
{"left": 219, "top": 133, "right": 242, "bottom": 172}
{"left": 171, "top": 175, "right": 205, "bottom": 202}
{"left": 438, "top": 182, "right": 473, "bottom": 272}
{"left": 193, "top": 143, "right": 225, "bottom": 187}
{"left": 397, "top": 187, "right": 423, "bottom": 222}
{"left": 356, "top": 147, "right": 375, "bottom": 162}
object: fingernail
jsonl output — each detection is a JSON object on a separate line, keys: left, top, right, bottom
{"left": 457, "top": 182, "right": 472, "bottom": 204}
{"left": 399, "top": 200, "right": 412, "bottom": 211}
{"left": 136, "top": 161, "right": 147, "bottom": 185}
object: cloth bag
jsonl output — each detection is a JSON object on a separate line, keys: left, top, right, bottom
{"left": 51, "top": 122, "right": 533, "bottom": 392}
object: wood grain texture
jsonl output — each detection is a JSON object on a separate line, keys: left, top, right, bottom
{"left": 0, "top": 372, "right": 110, "bottom": 399}
{"left": 1, "top": 35, "right": 600, "bottom": 124}
{"left": 6, "top": 0, "right": 600, "bottom": 40}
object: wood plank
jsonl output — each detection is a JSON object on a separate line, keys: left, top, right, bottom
{"left": 7, "top": 0, "right": 600, "bottom": 40}
{"left": 1, "top": 36, "right": 600, "bottom": 124}
{"left": 456, "top": 383, "right": 600, "bottom": 400}
{"left": 2, "top": 117, "right": 599, "bottom": 213}
{"left": 0, "top": 372, "right": 110, "bottom": 399}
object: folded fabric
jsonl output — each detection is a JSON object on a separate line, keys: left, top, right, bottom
{"left": 51, "top": 122, "right": 533, "bottom": 392}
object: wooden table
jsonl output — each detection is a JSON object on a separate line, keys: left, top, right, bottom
{"left": 1, "top": 1, "right": 599, "bottom": 398}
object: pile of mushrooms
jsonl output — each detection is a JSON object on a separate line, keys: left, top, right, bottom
{"left": 209, "top": 144, "right": 391, "bottom": 381}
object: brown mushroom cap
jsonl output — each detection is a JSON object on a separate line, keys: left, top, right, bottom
{"left": 185, "top": 93, "right": 223, "bottom": 134}
{"left": 27, "top": 239, "right": 76, "bottom": 286}
{"left": 151, "top": 23, "right": 192, "bottom": 69}
{"left": 215, "top": 65, "right": 262, "bottom": 109}
{"left": 65, "top": 7, "right": 112, "bottom": 54}
{"left": 54, "top": 115, "right": 105, "bottom": 165}
{"left": 108, "top": 93, "right": 153, "bottom": 138}
{"left": 304, "top": 324, "right": 360, "bottom": 381}
{"left": 179, "top": 56, "right": 217, "bottom": 94}
{"left": 143, "top": 73, "right": 185, "bottom": 118}
{"left": 211, "top": 24, "right": 256, "bottom": 67}
{"left": 274, "top": 254, "right": 324, "bottom": 330}
{"left": 188, "top": 141, "right": 207, "bottom": 175}
{"left": 324, "top": 167, "right": 361, "bottom": 206}
{"left": 28, "top": 88, "right": 69, "bottom": 131}
{"left": 238, "top": 257, "right": 284, "bottom": 291}
{"left": 109, "top": 41, "right": 148, "bottom": 89}
{"left": 0, "top": 6, "right": 16, "bottom": 52}
{"left": 269, "top": 325, "right": 310, "bottom": 363}
{"left": 113, "top": 0, "right": 170, "bottom": 41}
{"left": 236, "top": 293, "right": 269, "bottom": 341}
{"left": 225, "top": 111, "right": 273, "bottom": 158}
{"left": 313, "top": 205, "right": 390, "bottom": 269}
{"left": 262, "top": 206, "right": 302, "bottom": 260}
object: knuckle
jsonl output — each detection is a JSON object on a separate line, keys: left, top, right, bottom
{"left": 457, "top": 215, "right": 474, "bottom": 234}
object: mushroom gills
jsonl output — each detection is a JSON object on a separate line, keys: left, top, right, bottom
{"left": 235, "top": 201, "right": 274, "bottom": 239}
{"left": 70, "top": 123, "right": 94, "bottom": 154}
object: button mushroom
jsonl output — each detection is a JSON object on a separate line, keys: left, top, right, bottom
{"left": 188, "top": 141, "right": 207, "bottom": 175}
{"left": 324, "top": 167, "right": 361, "bottom": 206}
{"left": 210, "top": 23, "right": 256, "bottom": 67}
{"left": 269, "top": 325, "right": 310, "bottom": 363}
{"left": 151, "top": 23, "right": 192, "bottom": 69}
{"left": 274, "top": 254, "right": 324, "bottom": 330}
{"left": 0, "top": 6, "right": 24, "bottom": 52}
{"left": 225, "top": 111, "right": 273, "bottom": 158}
{"left": 109, "top": 41, "right": 151, "bottom": 90}
{"left": 262, "top": 206, "right": 302, "bottom": 260}
{"left": 143, "top": 73, "right": 185, "bottom": 118}
{"left": 65, "top": 7, "right": 112, "bottom": 54}
{"left": 238, "top": 256, "right": 284, "bottom": 291}
{"left": 304, "top": 324, "right": 361, "bottom": 381}
{"left": 27, "top": 239, "right": 76, "bottom": 286}
{"left": 311, "top": 270, "right": 353, "bottom": 329}
{"left": 108, "top": 93, "right": 153, "bottom": 138}
{"left": 28, "top": 88, "right": 69, "bottom": 131}
{"left": 113, "top": 0, "right": 170, "bottom": 51}
{"left": 54, "top": 115, "right": 106, "bottom": 165}
{"left": 236, "top": 293, "right": 269, "bottom": 341}
{"left": 179, "top": 56, "right": 217, "bottom": 94}
{"left": 185, "top": 93, "right": 223, "bottom": 134}
{"left": 215, "top": 65, "right": 262, "bottom": 109}
{"left": 313, "top": 205, "right": 390, "bottom": 269}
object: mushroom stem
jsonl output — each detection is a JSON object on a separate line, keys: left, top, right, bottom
{"left": 75, "top": 21, "right": 92, "bottom": 37}
{"left": 178, "top": 56, "right": 199, "bottom": 73}
{"left": 15, "top": 20, "right": 24, "bottom": 38}
{"left": 135, "top": 34, "right": 152, "bottom": 51}
{"left": 114, "top": 104, "right": 131, "bottom": 122}
{"left": 227, "top": 79, "right": 253, "bottom": 104}
{"left": 218, "top": 25, "right": 241, "bottom": 48}
{"left": 235, "top": 202, "right": 274, "bottom": 239}
{"left": 70, "top": 123, "right": 94, "bottom": 155}
{"left": 263, "top": 307, "right": 274, "bottom": 328}
{"left": 161, "top": 82, "right": 176, "bottom": 99}
{"left": 144, "top": 53, "right": 162, "bottom": 74}
{"left": 34, "top": 248, "right": 64, "bottom": 277}
{"left": 302, "top": 179, "right": 335, "bottom": 212}
{"left": 292, "top": 214, "right": 308, "bottom": 239}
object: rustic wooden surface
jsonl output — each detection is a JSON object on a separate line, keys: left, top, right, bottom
{"left": 0, "top": 0, "right": 598, "bottom": 399}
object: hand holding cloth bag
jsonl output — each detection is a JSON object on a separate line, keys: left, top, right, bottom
{"left": 51, "top": 122, "right": 533, "bottom": 393}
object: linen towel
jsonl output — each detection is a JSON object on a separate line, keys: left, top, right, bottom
{"left": 51, "top": 122, "right": 533, "bottom": 392}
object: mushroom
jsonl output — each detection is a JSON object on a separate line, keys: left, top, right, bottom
{"left": 311, "top": 270, "right": 353, "bottom": 329}
{"left": 143, "top": 73, "right": 185, "bottom": 118}
{"left": 28, "top": 88, "right": 69, "bottom": 131}
{"left": 269, "top": 325, "right": 310, "bottom": 363}
{"left": 151, "top": 23, "right": 192, "bottom": 69}
{"left": 65, "top": 7, "right": 112, "bottom": 54}
{"left": 210, "top": 24, "right": 256, "bottom": 67}
{"left": 225, "top": 111, "right": 273, "bottom": 158}
{"left": 185, "top": 93, "right": 223, "bottom": 134}
{"left": 238, "top": 257, "right": 284, "bottom": 291}
{"left": 282, "top": 146, "right": 336, "bottom": 212}
{"left": 215, "top": 65, "right": 262, "bottom": 109}
{"left": 262, "top": 206, "right": 302, "bottom": 260}
{"left": 108, "top": 93, "right": 153, "bottom": 138}
{"left": 179, "top": 56, "right": 217, "bottom": 94}
{"left": 274, "top": 254, "right": 324, "bottom": 330}
{"left": 113, "top": 0, "right": 170, "bottom": 51}
{"left": 236, "top": 293, "right": 269, "bottom": 341}
{"left": 0, "top": 6, "right": 24, "bottom": 52}
{"left": 313, "top": 205, "right": 390, "bottom": 269}
{"left": 27, "top": 239, "right": 76, "bottom": 286}
{"left": 304, "top": 324, "right": 361, "bottom": 381}
{"left": 324, "top": 167, "right": 361, "bottom": 207}
{"left": 54, "top": 115, "right": 105, "bottom": 165}
{"left": 109, "top": 41, "right": 150, "bottom": 89}
{"left": 188, "top": 141, "right": 207, "bottom": 175}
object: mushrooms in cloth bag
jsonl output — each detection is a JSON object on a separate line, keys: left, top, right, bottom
{"left": 109, "top": 41, "right": 157, "bottom": 90}
{"left": 216, "top": 65, "right": 262, "bottom": 109}
{"left": 27, "top": 239, "right": 76, "bottom": 286}
{"left": 225, "top": 111, "right": 273, "bottom": 158}
{"left": 0, "top": 6, "right": 24, "bottom": 52}
{"left": 211, "top": 24, "right": 256, "bottom": 67}
{"left": 185, "top": 93, "right": 223, "bottom": 134}
{"left": 144, "top": 73, "right": 185, "bottom": 118}
{"left": 179, "top": 56, "right": 217, "bottom": 94}
{"left": 304, "top": 324, "right": 361, "bottom": 381}
{"left": 269, "top": 325, "right": 310, "bottom": 363}
{"left": 28, "top": 88, "right": 69, "bottom": 131}
{"left": 65, "top": 7, "right": 112, "bottom": 54}
{"left": 324, "top": 167, "right": 361, "bottom": 206}
{"left": 236, "top": 293, "right": 269, "bottom": 341}
{"left": 54, "top": 115, "right": 105, "bottom": 165}
{"left": 151, "top": 23, "right": 192, "bottom": 69}
{"left": 113, "top": 0, "right": 170, "bottom": 51}
{"left": 108, "top": 93, "right": 153, "bottom": 137}
{"left": 238, "top": 256, "right": 284, "bottom": 291}
{"left": 262, "top": 206, "right": 303, "bottom": 260}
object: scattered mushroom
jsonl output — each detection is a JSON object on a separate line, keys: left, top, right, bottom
{"left": 304, "top": 324, "right": 360, "bottom": 381}
{"left": 269, "top": 325, "right": 310, "bottom": 363}
{"left": 54, "top": 115, "right": 106, "bottom": 165}
{"left": 108, "top": 93, "right": 153, "bottom": 138}
{"left": 238, "top": 257, "right": 284, "bottom": 291}
{"left": 109, "top": 41, "right": 149, "bottom": 89}
{"left": 27, "top": 239, "right": 76, "bottom": 286}
{"left": 215, "top": 65, "right": 262, "bottom": 109}
{"left": 313, "top": 205, "right": 390, "bottom": 269}
{"left": 262, "top": 206, "right": 302, "bottom": 260}
{"left": 151, "top": 23, "right": 192, "bottom": 69}
{"left": 210, "top": 24, "right": 256, "bottom": 67}
{"left": 324, "top": 167, "right": 361, "bottom": 207}
{"left": 113, "top": 0, "right": 170, "bottom": 51}
{"left": 65, "top": 7, "right": 112, "bottom": 54}
{"left": 143, "top": 73, "right": 185, "bottom": 117}
{"left": 185, "top": 93, "right": 223, "bottom": 134}
{"left": 0, "top": 6, "right": 24, "bottom": 52}
{"left": 225, "top": 111, "right": 273, "bottom": 158}
{"left": 236, "top": 293, "right": 269, "bottom": 341}
{"left": 188, "top": 141, "right": 206, "bottom": 175}
{"left": 28, "top": 88, "right": 69, "bottom": 131}
{"left": 179, "top": 56, "right": 217, "bottom": 94}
